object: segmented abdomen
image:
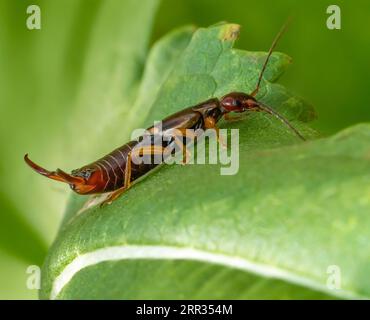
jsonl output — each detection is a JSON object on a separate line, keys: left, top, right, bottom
{"left": 93, "top": 138, "right": 160, "bottom": 192}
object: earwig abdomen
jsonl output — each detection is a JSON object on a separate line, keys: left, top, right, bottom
{"left": 81, "top": 139, "right": 159, "bottom": 193}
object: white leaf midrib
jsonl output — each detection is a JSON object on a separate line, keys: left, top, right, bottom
{"left": 50, "top": 245, "right": 362, "bottom": 300}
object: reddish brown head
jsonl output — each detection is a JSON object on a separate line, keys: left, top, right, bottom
{"left": 220, "top": 92, "right": 306, "bottom": 140}
{"left": 220, "top": 92, "right": 259, "bottom": 113}
{"left": 24, "top": 154, "right": 104, "bottom": 194}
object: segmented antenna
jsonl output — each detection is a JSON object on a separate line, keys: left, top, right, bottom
{"left": 251, "top": 19, "right": 291, "bottom": 97}
{"left": 250, "top": 19, "right": 305, "bottom": 141}
{"left": 256, "top": 101, "right": 306, "bottom": 141}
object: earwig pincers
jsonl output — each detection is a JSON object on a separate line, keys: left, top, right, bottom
{"left": 25, "top": 22, "right": 305, "bottom": 205}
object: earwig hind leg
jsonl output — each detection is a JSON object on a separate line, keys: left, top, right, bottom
{"left": 101, "top": 187, "right": 128, "bottom": 207}
{"left": 132, "top": 145, "right": 168, "bottom": 158}
{"left": 101, "top": 152, "right": 133, "bottom": 206}
{"left": 101, "top": 146, "right": 167, "bottom": 206}
{"left": 78, "top": 194, "right": 106, "bottom": 214}
{"left": 204, "top": 116, "right": 227, "bottom": 149}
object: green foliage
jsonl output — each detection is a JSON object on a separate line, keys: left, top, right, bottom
{"left": 39, "top": 23, "right": 370, "bottom": 300}
{"left": 0, "top": 0, "right": 159, "bottom": 299}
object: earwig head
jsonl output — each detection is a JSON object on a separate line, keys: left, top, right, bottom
{"left": 24, "top": 154, "right": 102, "bottom": 194}
{"left": 220, "top": 92, "right": 258, "bottom": 113}
{"left": 220, "top": 92, "right": 306, "bottom": 141}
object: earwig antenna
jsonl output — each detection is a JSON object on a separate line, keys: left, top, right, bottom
{"left": 251, "top": 18, "right": 291, "bottom": 97}
{"left": 256, "top": 101, "right": 306, "bottom": 141}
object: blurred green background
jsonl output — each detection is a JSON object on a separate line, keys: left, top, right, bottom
{"left": 0, "top": 0, "right": 369, "bottom": 299}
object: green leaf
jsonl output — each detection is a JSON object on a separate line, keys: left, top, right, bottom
{"left": 0, "top": 0, "right": 159, "bottom": 298}
{"left": 0, "top": 250, "right": 38, "bottom": 300}
{"left": 39, "top": 23, "right": 370, "bottom": 300}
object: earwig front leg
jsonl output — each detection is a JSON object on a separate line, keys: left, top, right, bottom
{"left": 204, "top": 116, "right": 227, "bottom": 149}
{"left": 224, "top": 113, "right": 245, "bottom": 122}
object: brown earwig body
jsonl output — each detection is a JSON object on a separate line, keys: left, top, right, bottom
{"left": 25, "top": 21, "right": 305, "bottom": 205}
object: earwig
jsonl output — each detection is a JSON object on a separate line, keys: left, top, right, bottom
{"left": 25, "top": 21, "right": 305, "bottom": 205}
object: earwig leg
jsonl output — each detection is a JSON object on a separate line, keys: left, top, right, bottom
{"left": 131, "top": 145, "right": 170, "bottom": 166}
{"left": 101, "top": 146, "right": 167, "bottom": 206}
{"left": 224, "top": 113, "right": 245, "bottom": 122}
{"left": 78, "top": 194, "right": 105, "bottom": 214}
{"left": 123, "top": 152, "right": 132, "bottom": 189}
{"left": 170, "top": 128, "right": 198, "bottom": 139}
{"left": 172, "top": 136, "right": 192, "bottom": 165}
{"left": 101, "top": 153, "right": 133, "bottom": 206}
{"left": 101, "top": 186, "right": 128, "bottom": 206}
{"left": 204, "top": 116, "right": 227, "bottom": 149}
{"left": 164, "top": 128, "right": 197, "bottom": 165}
{"left": 131, "top": 145, "right": 167, "bottom": 158}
